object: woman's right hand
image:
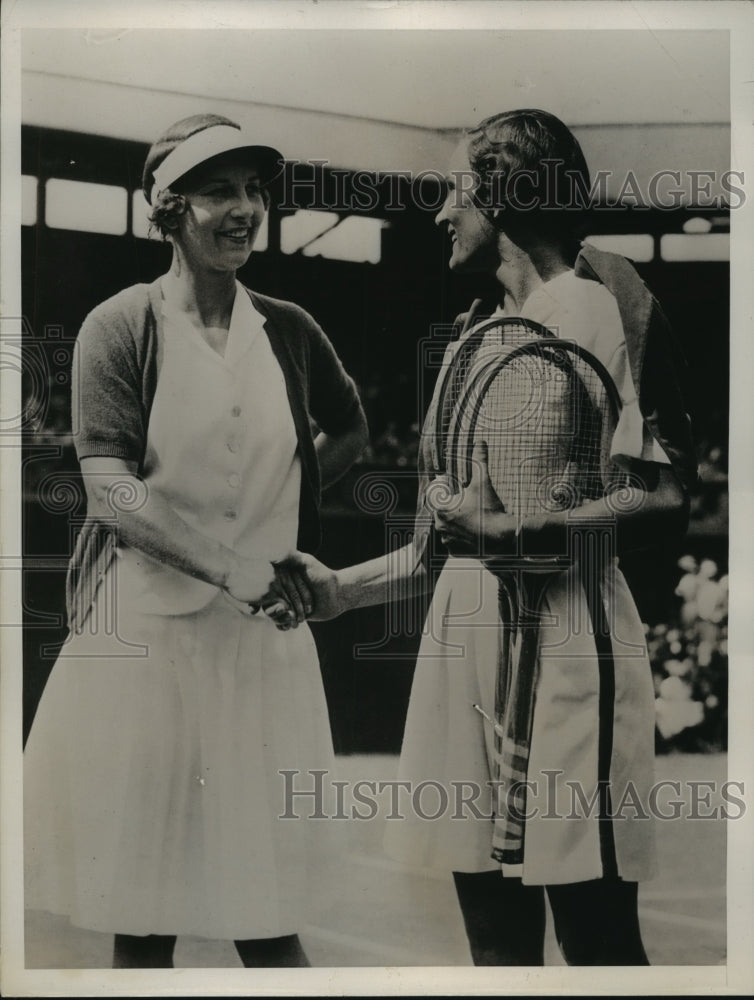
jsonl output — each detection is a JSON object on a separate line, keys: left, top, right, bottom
{"left": 271, "top": 552, "right": 345, "bottom": 621}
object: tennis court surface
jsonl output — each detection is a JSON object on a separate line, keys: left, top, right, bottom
{"left": 24, "top": 752, "right": 726, "bottom": 968}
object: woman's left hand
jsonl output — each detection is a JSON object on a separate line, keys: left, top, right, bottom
{"left": 431, "top": 441, "right": 517, "bottom": 557}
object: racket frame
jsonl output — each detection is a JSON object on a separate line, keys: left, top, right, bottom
{"left": 431, "top": 316, "right": 552, "bottom": 476}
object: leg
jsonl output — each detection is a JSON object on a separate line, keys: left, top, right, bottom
{"left": 112, "top": 933, "right": 177, "bottom": 969}
{"left": 453, "top": 870, "right": 546, "bottom": 965}
{"left": 546, "top": 878, "right": 650, "bottom": 965}
{"left": 233, "top": 934, "right": 311, "bottom": 968}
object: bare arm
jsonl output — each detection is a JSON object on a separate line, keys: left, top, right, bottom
{"left": 516, "top": 464, "right": 686, "bottom": 558}
{"left": 337, "top": 540, "right": 429, "bottom": 612}
{"left": 80, "top": 456, "right": 277, "bottom": 604}
{"left": 273, "top": 541, "right": 430, "bottom": 622}
{"left": 433, "top": 442, "right": 687, "bottom": 560}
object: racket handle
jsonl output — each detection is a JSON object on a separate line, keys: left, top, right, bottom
{"left": 518, "top": 574, "right": 554, "bottom": 625}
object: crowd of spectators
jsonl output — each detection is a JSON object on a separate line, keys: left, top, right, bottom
{"left": 650, "top": 556, "right": 728, "bottom": 753}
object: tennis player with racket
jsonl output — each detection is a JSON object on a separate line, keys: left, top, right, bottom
{"left": 275, "top": 110, "right": 696, "bottom": 965}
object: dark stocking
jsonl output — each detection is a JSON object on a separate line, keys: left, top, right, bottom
{"left": 453, "top": 870, "right": 547, "bottom": 965}
{"left": 112, "top": 933, "right": 177, "bottom": 969}
{"left": 546, "top": 878, "right": 650, "bottom": 965}
{"left": 233, "top": 933, "right": 311, "bottom": 968}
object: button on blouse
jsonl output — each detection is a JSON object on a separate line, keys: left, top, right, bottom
{"left": 116, "top": 282, "right": 302, "bottom": 615}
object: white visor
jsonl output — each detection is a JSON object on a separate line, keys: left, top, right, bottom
{"left": 150, "top": 125, "right": 283, "bottom": 202}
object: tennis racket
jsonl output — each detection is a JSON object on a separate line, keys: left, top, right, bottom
{"left": 427, "top": 314, "right": 552, "bottom": 481}
{"left": 414, "top": 312, "right": 552, "bottom": 574}
{"left": 449, "top": 337, "right": 626, "bottom": 860}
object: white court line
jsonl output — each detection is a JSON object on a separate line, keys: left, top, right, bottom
{"left": 304, "top": 924, "right": 456, "bottom": 967}
{"left": 639, "top": 906, "right": 726, "bottom": 933}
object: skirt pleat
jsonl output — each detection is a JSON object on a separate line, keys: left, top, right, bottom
{"left": 24, "top": 583, "right": 338, "bottom": 939}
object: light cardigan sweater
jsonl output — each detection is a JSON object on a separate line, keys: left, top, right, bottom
{"left": 573, "top": 243, "right": 697, "bottom": 493}
{"left": 66, "top": 279, "right": 363, "bottom": 631}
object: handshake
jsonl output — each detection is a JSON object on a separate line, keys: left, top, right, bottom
{"left": 223, "top": 551, "right": 343, "bottom": 629}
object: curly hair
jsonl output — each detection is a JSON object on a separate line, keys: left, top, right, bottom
{"left": 464, "top": 109, "right": 591, "bottom": 246}
{"left": 142, "top": 113, "right": 270, "bottom": 239}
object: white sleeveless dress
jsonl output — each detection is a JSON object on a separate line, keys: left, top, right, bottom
{"left": 24, "top": 284, "right": 338, "bottom": 939}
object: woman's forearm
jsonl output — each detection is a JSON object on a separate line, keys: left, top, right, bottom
{"left": 336, "top": 541, "right": 429, "bottom": 612}
{"left": 478, "top": 466, "right": 687, "bottom": 560}
{"left": 83, "top": 465, "right": 260, "bottom": 590}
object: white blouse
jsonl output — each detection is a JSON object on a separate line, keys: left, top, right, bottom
{"left": 115, "top": 282, "right": 302, "bottom": 615}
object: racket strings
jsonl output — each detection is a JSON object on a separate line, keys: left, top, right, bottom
{"left": 435, "top": 319, "right": 543, "bottom": 477}
{"left": 456, "top": 342, "right": 621, "bottom": 525}
{"left": 419, "top": 329, "right": 624, "bottom": 575}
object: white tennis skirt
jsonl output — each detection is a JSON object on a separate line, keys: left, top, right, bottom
{"left": 24, "top": 580, "right": 339, "bottom": 940}
{"left": 384, "top": 557, "right": 657, "bottom": 885}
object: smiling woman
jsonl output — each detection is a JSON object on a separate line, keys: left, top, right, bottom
{"left": 23, "top": 113, "right": 369, "bottom": 969}
{"left": 164, "top": 161, "right": 268, "bottom": 301}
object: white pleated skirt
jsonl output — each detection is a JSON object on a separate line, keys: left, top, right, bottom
{"left": 24, "top": 579, "right": 339, "bottom": 940}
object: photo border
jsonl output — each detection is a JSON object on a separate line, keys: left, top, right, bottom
{"left": 2, "top": 1, "right": 752, "bottom": 995}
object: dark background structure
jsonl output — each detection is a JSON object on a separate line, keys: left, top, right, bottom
{"left": 21, "top": 124, "right": 729, "bottom": 754}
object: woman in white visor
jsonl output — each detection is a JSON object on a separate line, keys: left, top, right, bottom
{"left": 24, "top": 113, "right": 367, "bottom": 969}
